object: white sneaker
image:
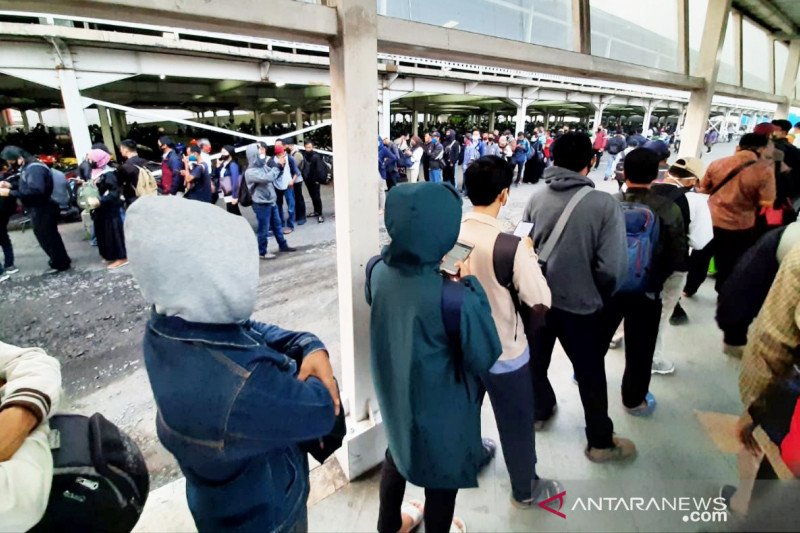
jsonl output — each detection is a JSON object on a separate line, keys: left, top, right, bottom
{"left": 0, "top": 273, "right": 9, "bottom": 283}
{"left": 651, "top": 357, "right": 675, "bottom": 375}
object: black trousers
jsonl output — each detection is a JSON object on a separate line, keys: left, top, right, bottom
{"left": 30, "top": 203, "right": 71, "bottom": 270}
{"left": 0, "top": 207, "right": 13, "bottom": 268}
{"left": 377, "top": 450, "right": 457, "bottom": 533}
{"left": 531, "top": 307, "right": 615, "bottom": 449}
{"left": 713, "top": 227, "right": 756, "bottom": 292}
{"left": 294, "top": 181, "right": 307, "bottom": 223}
{"left": 599, "top": 293, "right": 662, "bottom": 409}
{"left": 304, "top": 179, "right": 323, "bottom": 216}
{"left": 594, "top": 150, "right": 604, "bottom": 169}
{"left": 226, "top": 202, "right": 242, "bottom": 216}
{"left": 443, "top": 165, "right": 456, "bottom": 186}
{"left": 683, "top": 241, "right": 714, "bottom": 296}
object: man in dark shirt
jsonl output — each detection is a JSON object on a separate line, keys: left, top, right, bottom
{"left": 118, "top": 139, "right": 150, "bottom": 206}
{"left": 771, "top": 119, "right": 800, "bottom": 199}
{"left": 602, "top": 148, "right": 687, "bottom": 417}
{"left": 182, "top": 145, "right": 212, "bottom": 203}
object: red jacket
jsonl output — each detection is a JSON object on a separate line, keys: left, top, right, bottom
{"left": 593, "top": 131, "right": 607, "bottom": 150}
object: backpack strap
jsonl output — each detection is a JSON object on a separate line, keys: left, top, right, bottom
{"left": 493, "top": 232, "right": 523, "bottom": 311}
{"left": 709, "top": 160, "right": 757, "bottom": 196}
{"left": 441, "top": 279, "right": 465, "bottom": 383}
{"left": 538, "top": 186, "right": 592, "bottom": 265}
{"left": 364, "top": 255, "right": 382, "bottom": 303}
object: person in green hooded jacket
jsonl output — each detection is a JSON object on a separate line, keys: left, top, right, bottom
{"left": 366, "top": 182, "right": 502, "bottom": 533}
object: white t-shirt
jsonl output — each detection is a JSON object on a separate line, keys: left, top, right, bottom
{"left": 686, "top": 190, "right": 713, "bottom": 250}
{"left": 410, "top": 146, "right": 424, "bottom": 171}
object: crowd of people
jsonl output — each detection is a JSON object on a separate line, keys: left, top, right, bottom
{"left": 0, "top": 135, "right": 331, "bottom": 280}
{"left": 3, "top": 117, "right": 800, "bottom": 533}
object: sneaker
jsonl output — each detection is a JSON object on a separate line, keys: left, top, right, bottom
{"left": 282, "top": 228, "right": 293, "bottom": 235}
{"left": 318, "top": 216, "right": 325, "bottom": 223}
{"left": 479, "top": 438, "right": 497, "bottom": 469}
{"left": 585, "top": 436, "right": 637, "bottom": 463}
{"left": 260, "top": 253, "right": 277, "bottom": 260}
{"left": 512, "top": 479, "right": 565, "bottom": 509}
{"left": 4, "top": 265, "right": 18, "bottom": 274}
{"left": 723, "top": 343, "right": 744, "bottom": 359}
{"left": 280, "top": 246, "right": 297, "bottom": 253}
{"left": 625, "top": 391, "right": 657, "bottom": 417}
{"left": 669, "top": 302, "right": 689, "bottom": 325}
{"left": 0, "top": 273, "right": 9, "bottom": 283}
{"left": 651, "top": 357, "right": 675, "bottom": 375}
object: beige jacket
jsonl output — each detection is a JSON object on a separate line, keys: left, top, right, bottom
{"left": 459, "top": 212, "right": 551, "bottom": 364}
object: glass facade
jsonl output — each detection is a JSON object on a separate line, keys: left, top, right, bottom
{"left": 590, "top": 0, "right": 679, "bottom": 72}
{"left": 742, "top": 17, "right": 770, "bottom": 92}
{"left": 377, "top": 0, "right": 573, "bottom": 51}
{"left": 775, "top": 40, "right": 788, "bottom": 93}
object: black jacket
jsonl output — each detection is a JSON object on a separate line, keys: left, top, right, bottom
{"left": 118, "top": 155, "right": 150, "bottom": 205}
{"left": 301, "top": 150, "right": 327, "bottom": 183}
{"left": 428, "top": 142, "right": 444, "bottom": 170}
{"left": 18, "top": 159, "right": 54, "bottom": 208}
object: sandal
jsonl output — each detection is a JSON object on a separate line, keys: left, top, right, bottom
{"left": 450, "top": 516, "right": 467, "bottom": 533}
{"left": 399, "top": 500, "right": 424, "bottom": 533}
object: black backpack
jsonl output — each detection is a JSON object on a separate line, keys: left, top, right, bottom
{"left": 19, "top": 161, "right": 54, "bottom": 199}
{"left": 237, "top": 173, "right": 253, "bottom": 207}
{"left": 30, "top": 413, "right": 149, "bottom": 533}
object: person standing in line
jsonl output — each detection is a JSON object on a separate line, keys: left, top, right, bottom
{"left": 512, "top": 131, "right": 529, "bottom": 186}
{"left": 698, "top": 133, "right": 776, "bottom": 292}
{"left": 86, "top": 149, "right": 128, "bottom": 269}
{"left": 602, "top": 148, "right": 687, "bottom": 417}
{"left": 704, "top": 127, "right": 719, "bottom": 153}
{"left": 269, "top": 144, "right": 299, "bottom": 235}
{"left": 118, "top": 139, "right": 150, "bottom": 207}
{"left": 592, "top": 127, "right": 607, "bottom": 170}
{"left": 0, "top": 163, "right": 18, "bottom": 279}
{"left": 125, "top": 195, "right": 338, "bottom": 533}
{"left": 405, "top": 136, "right": 425, "bottom": 184}
{"left": 216, "top": 145, "right": 242, "bottom": 216}
{"left": 246, "top": 143, "right": 296, "bottom": 260}
{"left": 367, "top": 183, "right": 501, "bottom": 533}
{"left": 442, "top": 129, "right": 460, "bottom": 187}
{"left": 0, "top": 146, "right": 71, "bottom": 274}
{"left": 604, "top": 131, "right": 627, "bottom": 180}
{"left": 288, "top": 140, "right": 308, "bottom": 225}
{"left": 182, "top": 146, "right": 213, "bottom": 203}
{"left": 460, "top": 156, "right": 563, "bottom": 508}
{"left": 428, "top": 132, "right": 444, "bottom": 183}
{"left": 522, "top": 133, "right": 633, "bottom": 462}
{"left": 301, "top": 141, "right": 326, "bottom": 223}
{"left": 157, "top": 136, "right": 183, "bottom": 196}
{"left": 382, "top": 137, "right": 402, "bottom": 190}
{"left": 422, "top": 132, "right": 432, "bottom": 182}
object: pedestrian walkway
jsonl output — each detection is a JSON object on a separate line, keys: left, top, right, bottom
{"left": 133, "top": 142, "right": 747, "bottom": 532}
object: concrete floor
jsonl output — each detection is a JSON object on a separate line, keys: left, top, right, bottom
{"left": 5, "top": 142, "right": 760, "bottom": 531}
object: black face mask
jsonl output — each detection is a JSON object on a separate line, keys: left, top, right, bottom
{"left": 90, "top": 160, "right": 99, "bottom": 169}
{"left": 219, "top": 155, "right": 229, "bottom": 161}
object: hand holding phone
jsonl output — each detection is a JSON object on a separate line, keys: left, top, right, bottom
{"left": 513, "top": 221, "right": 534, "bottom": 238}
{"left": 440, "top": 241, "right": 474, "bottom": 276}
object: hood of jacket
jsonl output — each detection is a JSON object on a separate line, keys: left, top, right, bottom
{"left": 245, "top": 144, "right": 263, "bottom": 168}
{"left": 543, "top": 166, "right": 596, "bottom": 192}
{"left": 125, "top": 195, "right": 259, "bottom": 323}
{"left": 382, "top": 183, "right": 462, "bottom": 269}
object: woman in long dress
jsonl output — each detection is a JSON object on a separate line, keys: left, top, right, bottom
{"left": 86, "top": 148, "right": 128, "bottom": 269}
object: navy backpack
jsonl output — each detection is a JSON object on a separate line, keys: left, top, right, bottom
{"left": 618, "top": 202, "right": 660, "bottom": 293}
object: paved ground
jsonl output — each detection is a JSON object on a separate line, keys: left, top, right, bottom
{"left": 3, "top": 142, "right": 758, "bottom": 531}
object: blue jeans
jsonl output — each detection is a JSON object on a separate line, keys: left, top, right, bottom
{"left": 604, "top": 153, "right": 616, "bottom": 178}
{"left": 429, "top": 168, "right": 442, "bottom": 183}
{"left": 252, "top": 203, "right": 288, "bottom": 255}
{"left": 276, "top": 188, "right": 296, "bottom": 229}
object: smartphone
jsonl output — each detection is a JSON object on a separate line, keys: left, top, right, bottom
{"left": 440, "top": 241, "right": 474, "bottom": 276}
{"left": 513, "top": 221, "right": 534, "bottom": 238}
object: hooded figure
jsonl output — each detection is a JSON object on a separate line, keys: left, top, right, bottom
{"left": 366, "top": 183, "right": 501, "bottom": 490}
{"left": 244, "top": 144, "right": 279, "bottom": 205}
{"left": 125, "top": 196, "right": 335, "bottom": 532}
{"left": 87, "top": 148, "right": 127, "bottom": 266}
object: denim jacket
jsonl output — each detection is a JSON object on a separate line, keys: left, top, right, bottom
{"left": 143, "top": 311, "right": 335, "bottom": 532}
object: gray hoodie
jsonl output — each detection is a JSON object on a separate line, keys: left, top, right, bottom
{"left": 523, "top": 166, "right": 627, "bottom": 315}
{"left": 124, "top": 195, "right": 259, "bottom": 323}
{"left": 244, "top": 144, "right": 280, "bottom": 205}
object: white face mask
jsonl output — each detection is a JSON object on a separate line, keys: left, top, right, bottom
{"left": 259, "top": 153, "right": 266, "bottom": 160}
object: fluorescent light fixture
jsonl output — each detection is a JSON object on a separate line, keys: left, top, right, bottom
{"left": 442, "top": 20, "right": 459, "bottom": 28}
{"left": 159, "top": 74, "right": 166, "bottom": 80}
{"left": 275, "top": 81, "right": 286, "bottom": 87}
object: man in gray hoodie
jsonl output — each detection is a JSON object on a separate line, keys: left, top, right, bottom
{"left": 245, "top": 143, "right": 296, "bottom": 259}
{"left": 523, "top": 132, "right": 634, "bottom": 463}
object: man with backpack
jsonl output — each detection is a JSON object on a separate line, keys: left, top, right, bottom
{"left": 698, "top": 133, "right": 776, "bottom": 291}
{"left": 604, "top": 130, "right": 627, "bottom": 181}
{"left": 442, "top": 129, "right": 461, "bottom": 187}
{"left": 459, "top": 156, "right": 563, "bottom": 509}
{"left": 0, "top": 146, "right": 72, "bottom": 273}
{"left": 118, "top": 139, "right": 155, "bottom": 206}
{"left": 157, "top": 136, "right": 183, "bottom": 196}
{"left": 602, "top": 148, "right": 688, "bottom": 417}
{"left": 523, "top": 133, "right": 633, "bottom": 463}
{"left": 367, "top": 182, "right": 501, "bottom": 533}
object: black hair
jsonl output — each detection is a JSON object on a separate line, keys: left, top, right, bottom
{"left": 668, "top": 166, "right": 695, "bottom": 179}
{"left": 794, "top": 122, "right": 800, "bottom": 129}
{"left": 158, "top": 135, "right": 175, "bottom": 148}
{"left": 740, "top": 133, "right": 768, "bottom": 150}
{"left": 91, "top": 142, "right": 111, "bottom": 154}
{"left": 304, "top": 140, "right": 313, "bottom": 146}
{"left": 623, "top": 147, "right": 660, "bottom": 184}
{"left": 771, "top": 119, "right": 792, "bottom": 133}
{"left": 120, "top": 139, "right": 137, "bottom": 152}
{"left": 636, "top": 127, "right": 643, "bottom": 134}
{"left": 189, "top": 145, "right": 202, "bottom": 154}
{"left": 551, "top": 132, "right": 593, "bottom": 172}
{"left": 464, "top": 156, "right": 513, "bottom": 206}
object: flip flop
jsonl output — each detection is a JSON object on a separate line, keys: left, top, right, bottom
{"left": 400, "top": 500, "right": 424, "bottom": 532}
{"left": 450, "top": 516, "right": 467, "bottom": 533}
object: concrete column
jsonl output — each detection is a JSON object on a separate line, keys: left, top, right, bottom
{"left": 379, "top": 90, "right": 391, "bottom": 139}
{"left": 422, "top": 109, "right": 429, "bottom": 133}
{"left": 592, "top": 104, "right": 608, "bottom": 129}
{"left": 56, "top": 54, "right": 92, "bottom": 158}
{"left": 254, "top": 108, "right": 262, "bottom": 136}
{"left": 411, "top": 99, "right": 419, "bottom": 137}
{"left": 642, "top": 104, "right": 655, "bottom": 134}
{"left": 37, "top": 109, "right": 44, "bottom": 126}
{"left": 96, "top": 105, "right": 115, "bottom": 155}
{"left": 488, "top": 109, "right": 496, "bottom": 132}
{"left": 20, "top": 110, "right": 30, "bottom": 133}
{"left": 0, "top": 110, "right": 8, "bottom": 134}
{"left": 295, "top": 106, "right": 304, "bottom": 141}
{"left": 679, "top": 0, "right": 731, "bottom": 158}
{"left": 544, "top": 113, "right": 551, "bottom": 130}
{"left": 229, "top": 108, "right": 235, "bottom": 122}
{"left": 110, "top": 109, "right": 123, "bottom": 149}
{"left": 513, "top": 98, "right": 530, "bottom": 135}
{"left": 776, "top": 42, "right": 800, "bottom": 119}
{"left": 328, "top": 0, "right": 383, "bottom": 480}
{"left": 212, "top": 110, "right": 220, "bottom": 128}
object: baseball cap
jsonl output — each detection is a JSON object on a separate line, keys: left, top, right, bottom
{"left": 274, "top": 144, "right": 285, "bottom": 155}
{"left": 642, "top": 140, "right": 670, "bottom": 161}
{"left": 668, "top": 157, "right": 705, "bottom": 179}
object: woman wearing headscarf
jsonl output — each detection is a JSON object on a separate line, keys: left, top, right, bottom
{"left": 216, "top": 144, "right": 242, "bottom": 216}
{"left": 86, "top": 148, "right": 127, "bottom": 269}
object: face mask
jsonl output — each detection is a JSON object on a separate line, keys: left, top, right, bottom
{"left": 219, "top": 154, "right": 229, "bottom": 161}
{"left": 259, "top": 153, "right": 266, "bottom": 160}
{"left": 432, "top": 138, "right": 438, "bottom": 144}
{"left": 188, "top": 155, "right": 198, "bottom": 162}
